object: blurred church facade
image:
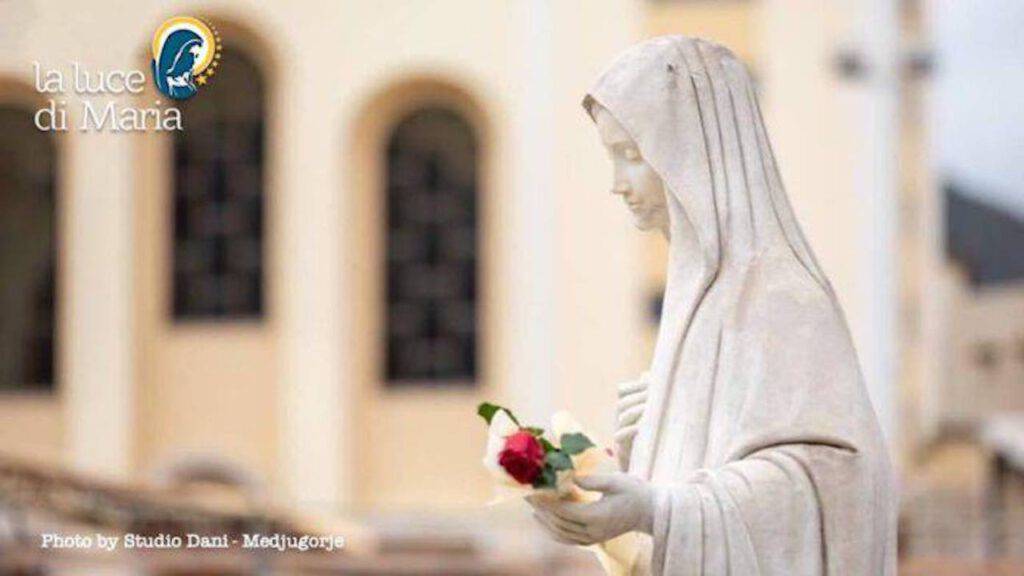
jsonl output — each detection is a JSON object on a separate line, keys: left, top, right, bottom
{"left": 0, "top": 0, "right": 1021, "bottom": 539}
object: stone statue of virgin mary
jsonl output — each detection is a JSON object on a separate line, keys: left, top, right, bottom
{"left": 529, "top": 36, "right": 897, "bottom": 575}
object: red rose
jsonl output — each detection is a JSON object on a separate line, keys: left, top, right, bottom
{"left": 498, "top": 431, "right": 545, "bottom": 484}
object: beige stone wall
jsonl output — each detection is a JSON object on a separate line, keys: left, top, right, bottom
{"left": 130, "top": 20, "right": 280, "bottom": 486}
{"left": 346, "top": 79, "right": 499, "bottom": 510}
{"left": 645, "top": 0, "right": 757, "bottom": 59}
{"left": 1, "top": 0, "right": 646, "bottom": 510}
{"left": 943, "top": 272, "right": 1024, "bottom": 424}
{"left": 0, "top": 396, "right": 63, "bottom": 464}
{"left": 342, "top": 2, "right": 644, "bottom": 510}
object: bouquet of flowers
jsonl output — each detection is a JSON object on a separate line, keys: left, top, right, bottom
{"left": 478, "top": 402, "right": 640, "bottom": 576}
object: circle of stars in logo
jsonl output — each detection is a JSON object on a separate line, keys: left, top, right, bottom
{"left": 195, "top": 20, "right": 222, "bottom": 87}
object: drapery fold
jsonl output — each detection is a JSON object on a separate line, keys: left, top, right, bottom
{"left": 583, "top": 36, "right": 896, "bottom": 575}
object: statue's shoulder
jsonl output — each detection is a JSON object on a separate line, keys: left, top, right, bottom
{"left": 739, "top": 252, "right": 841, "bottom": 334}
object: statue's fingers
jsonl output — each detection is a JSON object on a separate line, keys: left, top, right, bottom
{"left": 614, "top": 425, "right": 638, "bottom": 444}
{"left": 545, "top": 500, "right": 594, "bottom": 525}
{"left": 617, "top": 405, "right": 645, "bottom": 427}
{"left": 617, "top": 378, "right": 647, "bottom": 397}
{"left": 533, "top": 510, "right": 567, "bottom": 535}
{"left": 544, "top": 511, "right": 590, "bottom": 539}
{"left": 618, "top": 390, "right": 647, "bottom": 408}
{"left": 615, "top": 392, "right": 646, "bottom": 419}
{"left": 525, "top": 493, "right": 563, "bottom": 514}
{"left": 533, "top": 511, "right": 589, "bottom": 545}
{"left": 615, "top": 431, "right": 635, "bottom": 465}
{"left": 538, "top": 524, "right": 579, "bottom": 546}
{"left": 575, "top": 473, "right": 623, "bottom": 493}
{"left": 617, "top": 447, "right": 631, "bottom": 472}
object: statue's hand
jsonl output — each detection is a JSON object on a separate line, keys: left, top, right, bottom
{"left": 614, "top": 372, "right": 649, "bottom": 471}
{"left": 527, "top": 473, "right": 655, "bottom": 545}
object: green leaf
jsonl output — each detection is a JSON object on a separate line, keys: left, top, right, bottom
{"left": 477, "top": 402, "right": 520, "bottom": 426}
{"left": 539, "top": 437, "right": 556, "bottom": 454}
{"left": 531, "top": 465, "right": 558, "bottom": 489}
{"left": 545, "top": 450, "right": 574, "bottom": 472}
{"left": 524, "top": 426, "right": 545, "bottom": 437}
{"left": 477, "top": 402, "right": 499, "bottom": 424}
{"left": 559, "top": 432, "right": 596, "bottom": 456}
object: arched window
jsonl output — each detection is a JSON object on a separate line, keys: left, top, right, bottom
{"left": 385, "top": 108, "right": 478, "bottom": 385}
{"left": 172, "top": 49, "right": 265, "bottom": 320}
{"left": 0, "top": 105, "right": 56, "bottom": 391}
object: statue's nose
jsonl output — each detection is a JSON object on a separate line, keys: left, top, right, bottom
{"left": 612, "top": 181, "right": 630, "bottom": 196}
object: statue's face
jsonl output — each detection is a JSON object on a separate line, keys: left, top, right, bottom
{"left": 593, "top": 103, "right": 669, "bottom": 235}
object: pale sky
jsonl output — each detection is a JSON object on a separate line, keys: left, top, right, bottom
{"left": 930, "top": 0, "right": 1024, "bottom": 217}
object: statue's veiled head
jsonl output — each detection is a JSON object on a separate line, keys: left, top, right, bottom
{"left": 584, "top": 35, "right": 836, "bottom": 303}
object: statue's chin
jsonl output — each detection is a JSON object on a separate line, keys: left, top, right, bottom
{"left": 631, "top": 211, "right": 656, "bottom": 231}
{"left": 632, "top": 214, "right": 669, "bottom": 237}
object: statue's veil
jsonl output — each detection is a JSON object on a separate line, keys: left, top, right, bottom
{"left": 583, "top": 36, "right": 896, "bottom": 575}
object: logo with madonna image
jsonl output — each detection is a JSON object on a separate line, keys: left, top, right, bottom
{"left": 150, "top": 16, "right": 222, "bottom": 100}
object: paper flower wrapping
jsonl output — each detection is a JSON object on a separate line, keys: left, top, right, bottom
{"left": 478, "top": 402, "right": 640, "bottom": 576}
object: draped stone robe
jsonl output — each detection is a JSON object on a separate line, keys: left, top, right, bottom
{"left": 583, "top": 36, "right": 897, "bottom": 576}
